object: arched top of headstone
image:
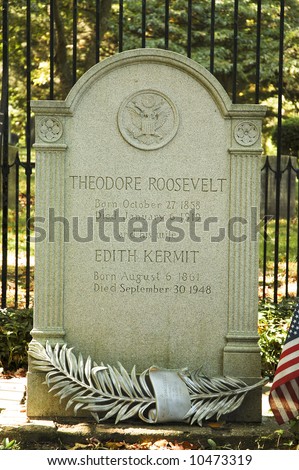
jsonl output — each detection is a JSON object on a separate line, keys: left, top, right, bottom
{"left": 67, "top": 49, "right": 232, "bottom": 115}
{"left": 32, "top": 49, "right": 266, "bottom": 120}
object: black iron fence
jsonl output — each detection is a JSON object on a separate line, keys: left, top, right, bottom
{"left": 1, "top": 0, "right": 298, "bottom": 307}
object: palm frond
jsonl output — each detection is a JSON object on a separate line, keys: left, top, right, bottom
{"left": 30, "top": 342, "right": 267, "bottom": 426}
{"left": 29, "top": 342, "right": 155, "bottom": 424}
{"left": 180, "top": 370, "right": 267, "bottom": 425}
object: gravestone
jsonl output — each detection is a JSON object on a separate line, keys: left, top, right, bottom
{"left": 28, "top": 49, "right": 266, "bottom": 421}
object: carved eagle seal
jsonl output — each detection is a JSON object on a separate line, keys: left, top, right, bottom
{"left": 126, "top": 94, "right": 171, "bottom": 143}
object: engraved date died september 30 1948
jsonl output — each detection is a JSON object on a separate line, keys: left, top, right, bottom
{"left": 93, "top": 271, "right": 212, "bottom": 296}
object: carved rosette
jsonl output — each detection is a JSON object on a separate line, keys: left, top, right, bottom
{"left": 118, "top": 90, "right": 179, "bottom": 150}
{"left": 38, "top": 117, "right": 63, "bottom": 143}
{"left": 234, "top": 121, "right": 259, "bottom": 147}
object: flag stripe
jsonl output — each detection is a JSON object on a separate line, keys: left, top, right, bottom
{"left": 276, "top": 346, "right": 299, "bottom": 368}
{"left": 281, "top": 384, "right": 298, "bottom": 415}
{"left": 290, "top": 379, "right": 299, "bottom": 398}
{"left": 273, "top": 387, "right": 295, "bottom": 423}
{"left": 269, "top": 389, "right": 289, "bottom": 424}
{"left": 276, "top": 386, "right": 296, "bottom": 421}
{"left": 269, "top": 305, "right": 299, "bottom": 424}
{"left": 271, "top": 363, "right": 299, "bottom": 388}
{"left": 286, "top": 380, "right": 299, "bottom": 411}
{"left": 280, "top": 341, "right": 299, "bottom": 361}
{"left": 275, "top": 355, "right": 299, "bottom": 376}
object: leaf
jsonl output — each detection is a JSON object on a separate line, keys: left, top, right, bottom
{"left": 66, "top": 389, "right": 89, "bottom": 411}
{"left": 73, "top": 401, "right": 85, "bottom": 415}
{"left": 216, "top": 393, "right": 246, "bottom": 419}
{"left": 184, "top": 400, "right": 204, "bottom": 420}
{"left": 75, "top": 396, "right": 113, "bottom": 404}
{"left": 48, "top": 379, "right": 74, "bottom": 394}
{"left": 138, "top": 402, "right": 156, "bottom": 423}
{"left": 29, "top": 349, "right": 48, "bottom": 361}
{"left": 53, "top": 343, "right": 61, "bottom": 369}
{"left": 92, "top": 368, "right": 108, "bottom": 394}
{"left": 77, "top": 353, "right": 84, "bottom": 382}
{"left": 100, "top": 402, "right": 124, "bottom": 421}
{"left": 85, "top": 356, "right": 92, "bottom": 385}
{"left": 130, "top": 365, "right": 144, "bottom": 397}
{"left": 90, "top": 412, "right": 100, "bottom": 423}
{"left": 66, "top": 348, "right": 77, "bottom": 378}
{"left": 45, "top": 342, "right": 53, "bottom": 358}
{"left": 107, "top": 365, "right": 122, "bottom": 396}
{"left": 139, "top": 369, "right": 152, "bottom": 398}
{"left": 46, "top": 374, "right": 67, "bottom": 385}
{"left": 118, "top": 362, "right": 136, "bottom": 397}
{"left": 91, "top": 366, "right": 109, "bottom": 394}
{"left": 82, "top": 402, "right": 117, "bottom": 412}
{"left": 113, "top": 365, "right": 134, "bottom": 398}
{"left": 45, "top": 370, "right": 61, "bottom": 383}
{"left": 117, "top": 403, "right": 143, "bottom": 422}
{"left": 58, "top": 385, "right": 82, "bottom": 402}
{"left": 207, "top": 421, "right": 226, "bottom": 429}
{"left": 59, "top": 344, "right": 67, "bottom": 371}
{"left": 115, "top": 403, "right": 132, "bottom": 424}
{"left": 30, "top": 364, "right": 53, "bottom": 372}
{"left": 100, "top": 366, "right": 115, "bottom": 395}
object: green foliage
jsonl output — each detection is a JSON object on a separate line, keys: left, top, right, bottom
{"left": 272, "top": 117, "right": 299, "bottom": 156}
{"left": 0, "top": 438, "right": 20, "bottom": 450}
{"left": 258, "top": 298, "right": 296, "bottom": 379}
{"left": 0, "top": 308, "right": 33, "bottom": 371}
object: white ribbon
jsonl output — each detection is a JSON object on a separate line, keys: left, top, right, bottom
{"left": 148, "top": 367, "right": 191, "bottom": 423}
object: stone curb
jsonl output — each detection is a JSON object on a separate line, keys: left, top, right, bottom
{"left": 0, "top": 416, "right": 294, "bottom": 450}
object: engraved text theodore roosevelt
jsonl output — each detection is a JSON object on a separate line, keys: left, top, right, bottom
{"left": 69, "top": 175, "right": 227, "bottom": 192}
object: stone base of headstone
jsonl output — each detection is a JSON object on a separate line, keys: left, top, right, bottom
{"left": 26, "top": 373, "right": 263, "bottom": 423}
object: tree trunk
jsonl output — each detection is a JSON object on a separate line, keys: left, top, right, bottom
{"left": 53, "top": 0, "right": 113, "bottom": 98}
{"left": 53, "top": 0, "right": 72, "bottom": 98}
{"left": 81, "top": 0, "right": 113, "bottom": 71}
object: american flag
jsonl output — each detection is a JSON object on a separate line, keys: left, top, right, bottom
{"left": 269, "top": 303, "right": 299, "bottom": 424}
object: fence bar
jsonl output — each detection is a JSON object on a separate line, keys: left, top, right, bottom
{"left": 262, "top": 158, "right": 269, "bottom": 300}
{"left": 49, "top": 0, "right": 55, "bottom": 99}
{"left": 25, "top": 161, "right": 32, "bottom": 309}
{"left": 14, "top": 156, "right": 20, "bottom": 307}
{"left": 142, "top": 0, "right": 146, "bottom": 48}
{"left": 1, "top": 0, "right": 9, "bottom": 308}
{"left": 164, "top": 0, "right": 169, "bottom": 50}
{"left": 285, "top": 159, "right": 292, "bottom": 297}
{"left": 119, "top": 0, "right": 124, "bottom": 52}
{"left": 187, "top": 0, "right": 192, "bottom": 58}
{"left": 26, "top": 0, "right": 32, "bottom": 308}
{"left": 72, "top": 0, "right": 78, "bottom": 85}
{"left": 297, "top": 173, "right": 299, "bottom": 297}
{"left": 255, "top": 0, "right": 261, "bottom": 104}
{"left": 273, "top": 0, "right": 285, "bottom": 303}
{"left": 232, "top": 0, "right": 239, "bottom": 103}
{"left": 96, "top": 0, "right": 101, "bottom": 62}
{"left": 210, "top": 0, "right": 215, "bottom": 74}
